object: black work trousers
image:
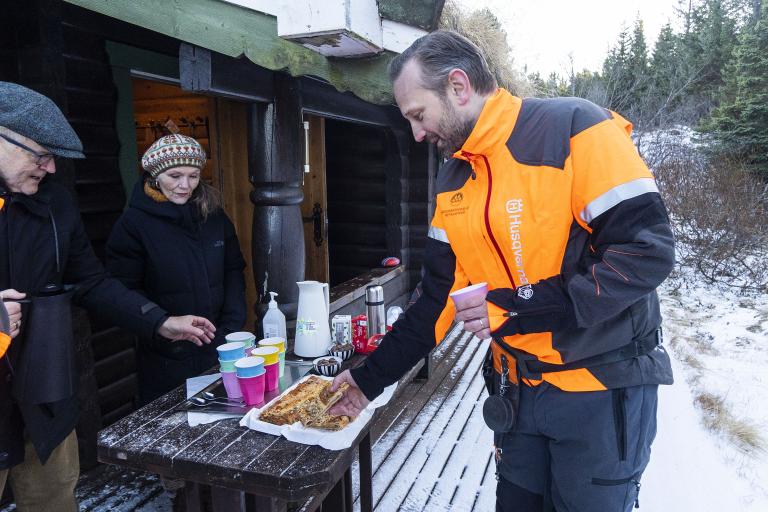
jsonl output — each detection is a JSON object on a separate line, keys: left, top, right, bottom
{"left": 494, "top": 381, "right": 658, "bottom": 512}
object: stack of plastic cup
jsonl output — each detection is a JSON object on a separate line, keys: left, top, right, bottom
{"left": 258, "top": 337, "right": 286, "bottom": 378}
{"left": 225, "top": 332, "right": 256, "bottom": 355}
{"left": 250, "top": 346, "right": 280, "bottom": 391}
{"left": 235, "top": 356, "right": 266, "bottom": 405}
{"left": 216, "top": 342, "right": 246, "bottom": 399}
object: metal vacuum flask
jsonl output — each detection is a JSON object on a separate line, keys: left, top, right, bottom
{"left": 365, "top": 285, "right": 386, "bottom": 336}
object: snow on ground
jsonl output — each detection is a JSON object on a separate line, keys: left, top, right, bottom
{"left": 642, "top": 272, "right": 768, "bottom": 511}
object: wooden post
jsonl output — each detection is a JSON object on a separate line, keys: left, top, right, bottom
{"left": 248, "top": 74, "right": 305, "bottom": 334}
{"left": 359, "top": 432, "right": 374, "bottom": 512}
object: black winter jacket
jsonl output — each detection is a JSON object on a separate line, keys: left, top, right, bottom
{"left": 0, "top": 180, "right": 168, "bottom": 469}
{"left": 105, "top": 182, "right": 246, "bottom": 377}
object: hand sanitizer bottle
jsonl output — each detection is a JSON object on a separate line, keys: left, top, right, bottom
{"left": 262, "top": 291, "right": 287, "bottom": 340}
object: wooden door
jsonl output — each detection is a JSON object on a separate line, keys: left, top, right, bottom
{"left": 213, "top": 98, "right": 257, "bottom": 330}
{"left": 301, "top": 115, "right": 329, "bottom": 283}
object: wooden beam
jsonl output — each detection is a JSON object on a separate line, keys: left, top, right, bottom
{"left": 179, "top": 43, "right": 275, "bottom": 102}
{"left": 64, "top": 0, "right": 396, "bottom": 104}
{"left": 300, "top": 76, "right": 403, "bottom": 128}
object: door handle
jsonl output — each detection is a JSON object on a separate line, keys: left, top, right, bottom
{"left": 312, "top": 203, "right": 323, "bottom": 247}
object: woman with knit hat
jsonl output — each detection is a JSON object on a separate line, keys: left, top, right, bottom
{"left": 106, "top": 134, "right": 247, "bottom": 404}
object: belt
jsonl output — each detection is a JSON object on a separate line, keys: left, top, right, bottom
{"left": 493, "top": 328, "right": 663, "bottom": 381}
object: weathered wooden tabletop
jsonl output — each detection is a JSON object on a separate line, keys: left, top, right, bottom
{"left": 97, "top": 355, "right": 371, "bottom": 505}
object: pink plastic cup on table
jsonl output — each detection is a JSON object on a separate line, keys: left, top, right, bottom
{"left": 264, "top": 362, "right": 279, "bottom": 392}
{"left": 238, "top": 372, "right": 266, "bottom": 405}
{"left": 220, "top": 370, "right": 243, "bottom": 399}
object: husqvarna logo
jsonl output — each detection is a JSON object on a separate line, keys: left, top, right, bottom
{"left": 506, "top": 199, "right": 523, "bottom": 213}
{"left": 517, "top": 284, "right": 533, "bottom": 300}
{"left": 451, "top": 192, "right": 464, "bottom": 204}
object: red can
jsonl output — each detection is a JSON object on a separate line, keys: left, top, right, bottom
{"left": 352, "top": 315, "right": 368, "bottom": 353}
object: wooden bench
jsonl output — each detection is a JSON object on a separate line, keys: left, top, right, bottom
{"left": 350, "top": 326, "right": 497, "bottom": 511}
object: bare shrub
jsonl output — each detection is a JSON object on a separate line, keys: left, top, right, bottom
{"left": 646, "top": 131, "right": 768, "bottom": 291}
{"left": 440, "top": 0, "right": 534, "bottom": 97}
{"left": 694, "top": 391, "right": 766, "bottom": 454}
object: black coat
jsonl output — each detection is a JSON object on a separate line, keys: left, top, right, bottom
{"left": 0, "top": 180, "right": 168, "bottom": 469}
{"left": 105, "top": 182, "right": 246, "bottom": 403}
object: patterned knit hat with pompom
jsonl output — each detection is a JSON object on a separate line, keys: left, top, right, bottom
{"left": 141, "top": 134, "right": 206, "bottom": 177}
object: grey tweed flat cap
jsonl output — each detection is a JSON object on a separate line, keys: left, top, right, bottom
{"left": 0, "top": 82, "right": 84, "bottom": 159}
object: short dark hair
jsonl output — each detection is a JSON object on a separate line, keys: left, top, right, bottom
{"left": 388, "top": 30, "right": 497, "bottom": 96}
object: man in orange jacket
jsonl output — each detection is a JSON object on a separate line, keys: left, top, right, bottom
{"left": 332, "top": 31, "right": 675, "bottom": 511}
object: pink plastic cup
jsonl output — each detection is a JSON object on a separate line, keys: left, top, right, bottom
{"left": 264, "top": 362, "right": 279, "bottom": 392}
{"left": 221, "top": 370, "right": 243, "bottom": 399}
{"left": 238, "top": 372, "right": 266, "bottom": 405}
{"left": 449, "top": 282, "right": 488, "bottom": 310}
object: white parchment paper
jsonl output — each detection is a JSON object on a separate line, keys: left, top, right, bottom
{"left": 239, "top": 375, "right": 397, "bottom": 450}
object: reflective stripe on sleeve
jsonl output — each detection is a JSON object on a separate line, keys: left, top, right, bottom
{"left": 580, "top": 178, "right": 659, "bottom": 224}
{"left": 428, "top": 226, "right": 450, "bottom": 244}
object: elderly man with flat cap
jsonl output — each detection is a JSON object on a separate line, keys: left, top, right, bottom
{"left": 0, "top": 82, "right": 217, "bottom": 510}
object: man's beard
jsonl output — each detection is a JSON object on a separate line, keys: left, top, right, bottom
{"left": 435, "top": 97, "right": 475, "bottom": 159}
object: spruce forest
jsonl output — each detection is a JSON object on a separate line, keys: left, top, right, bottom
{"left": 527, "top": 0, "right": 768, "bottom": 177}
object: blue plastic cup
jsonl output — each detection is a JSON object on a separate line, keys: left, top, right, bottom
{"left": 216, "top": 342, "right": 246, "bottom": 361}
{"left": 235, "top": 356, "right": 266, "bottom": 378}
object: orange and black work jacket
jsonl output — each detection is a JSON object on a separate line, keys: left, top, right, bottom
{"left": 350, "top": 89, "right": 675, "bottom": 399}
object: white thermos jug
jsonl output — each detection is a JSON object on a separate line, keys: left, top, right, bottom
{"left": 294, "top": 281, "right": 332, "bottom": 358}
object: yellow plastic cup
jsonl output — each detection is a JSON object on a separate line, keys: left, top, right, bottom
{"left": 258, "top": 337, "right": 286, "bottom": 354}
{"left": 249, "top": 346, "right": 280, "bottom": 365}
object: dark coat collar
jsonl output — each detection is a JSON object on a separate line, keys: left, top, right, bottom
{"left": 3, "top": 179, "right": 54, "bottom": 218}
{"left": 129, "top": 180, "right": 199, "bottom": 232}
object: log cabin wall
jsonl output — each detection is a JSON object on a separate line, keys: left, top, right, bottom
{"left": 404, "top": 135, "right": 431, "bottom": 294}
{"left": 325, "top": 119, "right": 428, "bottom": 304}
{"left": 325, "top": 119, "right": 391, "bottom": 286}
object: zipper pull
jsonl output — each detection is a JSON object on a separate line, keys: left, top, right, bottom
{"left": 503, "top": 311, "right": 518, "bottom": 318}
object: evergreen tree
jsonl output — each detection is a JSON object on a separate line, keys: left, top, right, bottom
{"left": 707, "top": 1, "right": 768, "bottom": 174}
{"left": 628, "top": 18, "right": 649, "bottom": 81}
{"left": 697, "top": 0, "right": 737, "bottom": 91}
{"left": 628, "top": 18, "right": 651, "bottom": 122}
{"left": 650, "top": 23, "right": 679, "bottom": 95}
{"left": 602, "top": 25, "right": 634, "bottom": 112}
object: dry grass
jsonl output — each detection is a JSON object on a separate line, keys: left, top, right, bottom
{"left": 439, "top": 0, "right": 534, "bottom": 97}
{"left": 682, "top": 352, "right": 705, "bottom": 371}
{"left": 694, "top": 391, "right": 766, "bottom": 455}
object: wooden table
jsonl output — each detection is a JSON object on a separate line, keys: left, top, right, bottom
{"left": 97, "top": 355, "right": 374, "bottom": 512}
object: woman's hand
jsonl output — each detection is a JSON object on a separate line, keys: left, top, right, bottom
{"left": 1, "top": 288, "right": 26, "bottom": 338}
{"left": 157, "top": 315, "right": 216, "bottom": 347}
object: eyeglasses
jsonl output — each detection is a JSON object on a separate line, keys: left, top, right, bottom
{"left": 0, "top": 134, "right": 54, "bottom": 168}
